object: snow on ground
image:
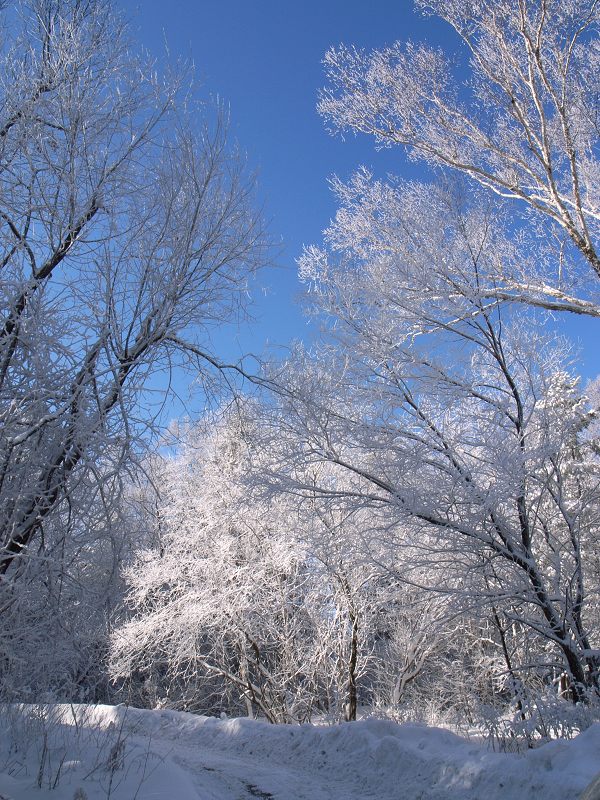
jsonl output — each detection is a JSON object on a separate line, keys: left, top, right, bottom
{"left": 0, "top": 704, "right": 599, "bottom": 799}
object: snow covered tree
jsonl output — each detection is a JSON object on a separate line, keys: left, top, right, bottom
{"left": 110, "top": 408, "right": 424, "bottom": 722}
{"left": 271, "top": 174, "right": 600, "bottom": 706}
{"left": 286, "top": 7, "right": 600, "bottom": 708}
{"left": 0, "top": 0, "right": 266, "bottom": 702}
{"left": 0, "top": 0, "right": 264, "bottom": 582}
{"left": 110, "top": 410, "right": 321, "bottom": 721}
{"left": 319, "top": 0, "right": 600, "bottom": 317}
{"left": 0, "top": 462, "right": 133, "bottom": 700}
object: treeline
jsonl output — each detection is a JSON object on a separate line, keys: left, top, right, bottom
{"left": 1, "top": 0, "right": 599, "bottom": 742}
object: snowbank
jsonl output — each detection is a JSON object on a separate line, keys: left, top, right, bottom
{"left": 0, "top": 704, "right": 598, "bottom": 799}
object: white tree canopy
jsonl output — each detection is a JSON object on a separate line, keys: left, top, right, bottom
{"left": 319, "top": 0, "right": 600, "bottom": 314}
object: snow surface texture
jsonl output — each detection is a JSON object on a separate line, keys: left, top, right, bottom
{"left": 0, "top": 705, "right": 599, "bottom": 799}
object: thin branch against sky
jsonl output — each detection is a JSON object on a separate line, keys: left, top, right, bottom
{"left": 119, "top": 0, "right": 599, "bottom": 384}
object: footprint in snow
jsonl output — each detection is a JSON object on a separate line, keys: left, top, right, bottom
{"left": 244, "top": 781, "right": 275, "bottom": 799}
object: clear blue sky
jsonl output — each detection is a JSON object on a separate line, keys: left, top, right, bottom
{"left": 119, "top": 0, "right": 599, "bottom": 394}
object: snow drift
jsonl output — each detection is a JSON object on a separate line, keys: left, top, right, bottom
{"left": 0, "top": 705, "right": 599, "bottom": 799}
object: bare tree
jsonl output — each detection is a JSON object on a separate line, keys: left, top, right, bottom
{"left": 0, "top": 0, "right": 265, "bottom": 583}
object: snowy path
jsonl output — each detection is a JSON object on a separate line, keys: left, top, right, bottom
{"left": 170, "top": 744, "right": 380, "bottom": 800}
{"left": 133, "top": 711, "right": 389, "bottom": 800}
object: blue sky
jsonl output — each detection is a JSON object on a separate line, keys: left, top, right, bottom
{"left": 119, "top": 0, "right": 598, "bottom": 397}
{"left": 118, "top": 2, "right": 454, "bottom": 354}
